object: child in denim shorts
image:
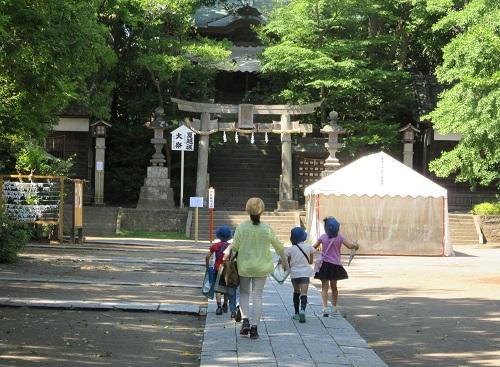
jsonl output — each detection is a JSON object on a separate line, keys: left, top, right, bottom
{"left": 284, "top": 227, "right": 314, "bottom": 323}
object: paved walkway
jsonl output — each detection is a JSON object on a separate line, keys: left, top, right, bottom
{"left": 200, "top": 277, "right": 388, "bottom": 367}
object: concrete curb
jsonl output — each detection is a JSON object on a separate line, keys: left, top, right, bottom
{"left": 0, "top": 276, "right": 200, "bottom": 289}
{"left": 0, "top": 297, "right": 203, "bottom": 315}
{"left": 26, "top": 243, "right": 205, "bottom": 255}
{"left": 20, "top": 254, "right": 205, "bottom": 267}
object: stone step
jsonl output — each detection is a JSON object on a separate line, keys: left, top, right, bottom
{"left": 448, "top": 212, "right": 478, "bottom": 245}
{"left": 189, "top": 210, "right": 299, "bottom": 241}
{"left": 450, "top": 235, "right": 478, "bottom": 241}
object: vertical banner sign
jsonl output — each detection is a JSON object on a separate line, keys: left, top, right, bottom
{"left": 208, "top": 187, "right": 215, "bottom": 243}
{"left": 72, "top": 179, "right": 84, "bottom": 245}
{"left": 74, "top": 180, "right": 83, "bottom": 228}
{"left": 171, "top": 125, "right": 195, "bottom": 208}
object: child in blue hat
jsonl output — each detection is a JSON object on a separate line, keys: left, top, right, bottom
{"left": 284, "top": 227, "right": 314, "bottom": 323}
{"left": 313, "top": 217, "right": 359, "bottom": 317}
{"left": 206, "top": 225, "right": 233, "bottom": 315}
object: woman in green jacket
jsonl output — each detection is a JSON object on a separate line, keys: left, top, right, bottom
{"left": 231, "top": 197, "right": 288, "bottom": 339}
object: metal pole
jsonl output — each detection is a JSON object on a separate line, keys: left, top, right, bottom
{"left": 180, "top": 150, "right": 184, "bottom": 208}
{"left": 316, "top": 194, "right": 320, "bottom": 239}
{"left": 209, "top": 208, "right": 213, "bottom": 244}
{"left": 0, "top": 176, "right": 4, "bottom": 211}
{"left": 195, "top": 207, "right": 199, "bottom": 243}
{"left": 59, "top": 177, "right": 65, "bottom": 243}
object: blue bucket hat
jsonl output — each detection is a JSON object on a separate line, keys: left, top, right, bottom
{"left": 215, "top": 225, "right": 232, "bottom": 241}
{"left": 290, "top": 227, "right": 307, "bottom": 244}
{"left": 324, "top": 217, "right": 340, "bottom": 237}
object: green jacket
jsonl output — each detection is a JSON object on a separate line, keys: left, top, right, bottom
{"left": 232, "top": 220, "right": 285, "bottom": 277}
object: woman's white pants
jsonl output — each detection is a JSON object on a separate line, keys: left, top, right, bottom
{"left": 239, "top": 276, "right": 267, "bottom": 326}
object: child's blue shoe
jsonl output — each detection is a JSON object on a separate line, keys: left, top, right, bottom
{"left": 299, "top": 310, "right": 306, "bottom": 323}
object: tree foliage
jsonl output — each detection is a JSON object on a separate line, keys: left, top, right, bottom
{"left": 426, "top": 0, "right": 500, "bottom": 188}
{"left": 0, "top": 0, "right": 115, "bottom": 138}
{"left": 97, "top": 0, "right": 230, "bottom": 204}
{"left": 259, "top": 0, "right": 418, "bottom": 157}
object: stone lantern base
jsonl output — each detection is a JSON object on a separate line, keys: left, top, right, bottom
{"left": 137, "top": 166, "right": 174, "bottom": 209}
{"left": 277, "top": 200, "right": 299, "bottom": 211}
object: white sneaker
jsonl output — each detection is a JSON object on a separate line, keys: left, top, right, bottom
{"left": 322, "top": 307, "right": 330, "bottom": 317}
{"left": 330, "top": 306, "right": 338, "bottom": 315}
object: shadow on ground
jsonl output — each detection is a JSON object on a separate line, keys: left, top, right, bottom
{"left": 0, "top": 308, "right": 204, "bottom": 367}
{"left": 341, "top": 287, "right": 500, "bottom": 367}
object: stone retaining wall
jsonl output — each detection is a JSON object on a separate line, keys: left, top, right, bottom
{"left": 119, "top": 208, "right": 188, "bottom": 232}
{"left": 478, "top": 215, "right": 500, "bottom": 243}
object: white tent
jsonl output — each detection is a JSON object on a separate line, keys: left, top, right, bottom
{"left": 305, "top": 152, "right": 452, "bottom": 256}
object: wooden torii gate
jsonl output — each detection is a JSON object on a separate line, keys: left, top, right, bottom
{"left": 171, "top": 98, "right": 321, "bottom": 210}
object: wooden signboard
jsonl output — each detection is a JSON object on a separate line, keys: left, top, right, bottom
{"left": 1, "top": 175, "right": 65, "bottom": 242}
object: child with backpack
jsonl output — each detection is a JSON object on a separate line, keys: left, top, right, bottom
{"left": 284, "top": 227, "right": 314, "bottom": 323}
{"left": 206, "top": 225, "right": 233, "bottom": 315}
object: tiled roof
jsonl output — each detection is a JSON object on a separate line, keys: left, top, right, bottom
{"left": 194, "top": 0, "right": 274, "bottom": 28}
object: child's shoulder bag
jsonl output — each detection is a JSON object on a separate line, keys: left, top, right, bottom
{"left": 224, "top": 250, "right": 239, "bottom": 288}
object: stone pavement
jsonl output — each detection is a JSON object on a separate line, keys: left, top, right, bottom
{"left": 200, "top": 277, "right": 388, "bottom": 367}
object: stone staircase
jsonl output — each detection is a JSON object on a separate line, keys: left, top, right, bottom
{"left": 448, "top": 213, "right": 479, "bottom": 245}
{"left": 63, "top": 206, "right": 119, "bottom": 236}
{"left": 208, "top": 134, "right": 281, "bottom": 211}
{"left": 189, "top": 210, "right": 300, "bottom": 243}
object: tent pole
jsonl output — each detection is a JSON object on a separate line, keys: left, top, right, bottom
{"left": 316, "top": 194, "right": 320, "bottom": 238}
{"left": 442, "top": 197, "right": 446, "bottom": 256}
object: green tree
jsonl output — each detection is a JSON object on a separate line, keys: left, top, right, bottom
{"left": 426, "top": 0, "right": 500, "bottom": 188}
{"left": 0, "top": 0, "right": 115, "bottom": 138}
{"left": 0, "top": 0, "right": 116, "bottom": 173}
{"left": 259, "top": 0, "right": 416, "bottom": 157}
{"left": 98, "top": 0, "right": 230, "bottom": 204}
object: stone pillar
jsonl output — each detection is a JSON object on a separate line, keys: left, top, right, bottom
{"left": 94, "top": 137, "right": 106, "bottom": 205}
{"left": 399, "top": 123, "right": 419, "bottom": 169}
{"left": 403, "top": 142, "right": 414, "bottom": 168}
{"left": 137, "top": 107, "right": 174, "bottom": 209}
{"left": 277, "top": 114, "right": 298, "bottom": 210}
{"left": 196, "top": 112, "right": 210, "bottom": 198}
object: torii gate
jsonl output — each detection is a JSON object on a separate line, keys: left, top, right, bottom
{"left": 171, "top": 98, "right": 321, "bottom": 210}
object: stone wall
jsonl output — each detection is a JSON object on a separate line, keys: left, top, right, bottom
{"left": 119, "top": 208, "right": 188, "bottom": 232}
{"left": 479, "top": 215, "right": 500, "bottom": 243}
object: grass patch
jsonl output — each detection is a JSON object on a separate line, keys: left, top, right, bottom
{"left": 115, "top": 229, "right": 187, "bottom": 240}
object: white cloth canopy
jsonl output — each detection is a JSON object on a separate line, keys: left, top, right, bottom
{"left": 305, "top": 152, "right": 452, "bottom": 256}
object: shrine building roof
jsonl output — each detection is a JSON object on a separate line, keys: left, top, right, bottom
{"left": 194, "top": 0, "right": 273, "bottom": 29}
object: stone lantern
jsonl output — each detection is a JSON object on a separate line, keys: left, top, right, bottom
{"left": 137, "top": 107, "right": 174, "bottom": 209}
{"left": 399, "top": 123, "right": 420, "bottom": 168}
{"left": 148, "top": 107, "right": 169, "bottom": 166}
{"left": 320, "top": 110, "right": 345, "bottom": 177}
{"left": 90, "top": 119, "right": 111, "bottom": 205}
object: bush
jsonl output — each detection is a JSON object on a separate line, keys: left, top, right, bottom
{"left": 471, "top": 202, "right": 500, "bottom": 215}
{"left": 0, "top": 211, "right": 30, "bottom": 263}
{"left": 15, "top": 142, "right": 73, "bottom": 176}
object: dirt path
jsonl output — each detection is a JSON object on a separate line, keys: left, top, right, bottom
{"left": 0, "top": 240, "right": 208, "bottom": 367}
{"left": 313, "top": 245, "right": 500, "bottom": 366}
{"left": 0, "top": 308, "right": 203, "bottom": 367}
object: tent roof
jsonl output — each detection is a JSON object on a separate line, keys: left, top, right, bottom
{"left": 304, "top": 151, "right": 447, "bottom": 198}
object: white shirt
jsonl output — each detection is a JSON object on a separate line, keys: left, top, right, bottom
{"left": 284, "top": 242, "right": 315, "bottom": 278}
